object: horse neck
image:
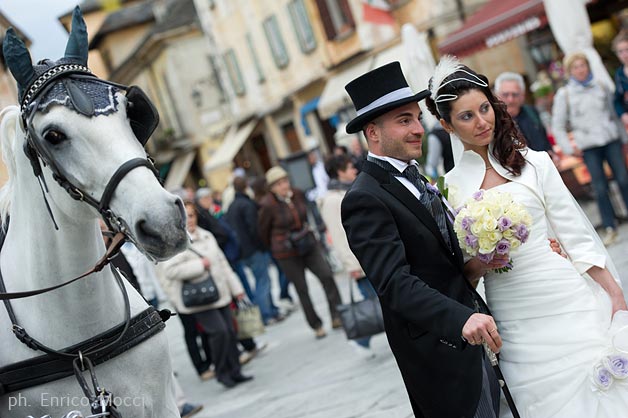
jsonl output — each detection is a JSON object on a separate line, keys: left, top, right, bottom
{"left": 0, "top": 178, "right": 127, "bottom": 347}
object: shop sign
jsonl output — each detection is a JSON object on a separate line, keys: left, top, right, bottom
{"left": 485, "top": 16, "right": 542, "bottom": 48}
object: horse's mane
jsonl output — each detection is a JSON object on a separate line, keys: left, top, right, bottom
{"left": 0, "top": 105, "right": 19, "bottom": 225}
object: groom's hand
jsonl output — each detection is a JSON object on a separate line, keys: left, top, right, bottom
{"left": 462, "top": 313, "right": 502, "bottom": 353}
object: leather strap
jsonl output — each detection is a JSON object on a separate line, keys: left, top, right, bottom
{"left": 0, "top": 232, "right": 125, "bottom": 300}
{"left": 0, "top": 307, "right": 165, "bottom": 396}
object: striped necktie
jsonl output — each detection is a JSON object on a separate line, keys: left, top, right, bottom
{"left": 369, "top": 157, "right": 452, "bottom": 249}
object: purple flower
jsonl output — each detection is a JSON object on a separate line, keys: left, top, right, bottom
{"left": 478, "top": 252, "right": 494, "bottom": 264}
{"left": 461, "top": 216, "right": 474, "bottom": 232}
{"left": 514, "top": 224, "right": 529, "bottom": 242}
{"left": 472, "top": 190, "right": 484, "bottom": 201}
{"left": 604, "top": 355, "right": 628, "bottom": 379}
{"left": 495, "top": 239, "right": 511, "bottom": 255}
{"left": 497, "top": 216, "right": 512, "bottom": 232}
{"left": 593, "top": 365, "right": 614, "bottom": 390}
{"left": 464, "top": 234, "right": 479, "bottom": 249}
{"left": 426, "top": 183, "right": 440, "bottom": 195}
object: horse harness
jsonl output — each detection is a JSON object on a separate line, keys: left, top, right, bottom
{"left": 0, "top": 62, "right": 170, "bottom": 415}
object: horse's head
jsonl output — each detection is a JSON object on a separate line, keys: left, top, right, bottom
{"left": 1, "top": 7, "right": 187, "bottom": 260}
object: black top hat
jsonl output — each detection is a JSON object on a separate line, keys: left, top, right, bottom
{"left": 344, "top": 61, "right": 430, "bottom": 134}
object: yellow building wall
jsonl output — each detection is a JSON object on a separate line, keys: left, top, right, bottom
{"left": 100, "top": 24, "right": 153, "bottom": 71}
{"left": 461, "top": 39, "right": 527, "bottom": 83}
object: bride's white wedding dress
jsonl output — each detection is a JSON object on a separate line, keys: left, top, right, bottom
{"left": 485, "top": 181, "right": 628, "bottom": 418}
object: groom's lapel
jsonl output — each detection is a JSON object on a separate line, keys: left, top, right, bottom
{"left": 363, "top": 162, "right": 453, "bottom": 255}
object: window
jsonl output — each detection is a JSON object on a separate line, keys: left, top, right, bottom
{"left": 314, "top": 0, "right": 355, "bottom": 41}
{"left": 263, "top": 15, "right": 290, "bottom": 69}
{"left": 223, "top": 49, "right": 245, "bottom": 96}
{"left": 287, "top": 0, "right": 317, "bottom": 53}
{"left": 246, "top": 33, "right": 265, "bottom": 83}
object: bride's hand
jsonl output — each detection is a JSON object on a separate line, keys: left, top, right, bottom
{"left": 482, "top": 254, "right": 510, "bottom": 271}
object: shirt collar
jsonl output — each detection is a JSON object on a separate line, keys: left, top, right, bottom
{"left": 367, "top": 152, "right": 419, "bottom": 173}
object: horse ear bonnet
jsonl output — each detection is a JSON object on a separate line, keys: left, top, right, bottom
{"left": 126, "top": 86, "right": 159, "bottom": 145}
{"left": 2, "top": 6, "right": 159, "bottom": 144}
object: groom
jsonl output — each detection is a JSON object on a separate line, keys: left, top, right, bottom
{"left": 341, "top": 62, "right": 502, "bottom": 418}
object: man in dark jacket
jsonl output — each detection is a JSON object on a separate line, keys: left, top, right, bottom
{"left": 494, "top": 72, "right": 554, "bottom": 154}
{"left": 225, "top": 177, "right": 282, "bottom": 324}
{"left": 341, "top": 62, "right": 501, "bottom": 418}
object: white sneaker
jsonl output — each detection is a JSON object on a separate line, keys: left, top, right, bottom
{"left": 348, "top": 340, "right": 376, "bottom": 359}
{"left": 603, "top": 227, "right": 618, "bottom": 247}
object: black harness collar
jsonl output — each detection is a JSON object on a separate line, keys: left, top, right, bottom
{"left": 0, "top": 223, "right": 171, "bottom": 396}
{"left": 0, "top": 306, "right": 165, "bottom": 396}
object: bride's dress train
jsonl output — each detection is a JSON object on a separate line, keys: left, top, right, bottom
{"left": 484, "top": 181, "right": 628, "bottom": 418}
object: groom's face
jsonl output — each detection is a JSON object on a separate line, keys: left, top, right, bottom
{"left": 366, "top": 102, "right": 424, "bottom": 163}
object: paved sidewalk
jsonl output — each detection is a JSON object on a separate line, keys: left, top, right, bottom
{"left": 166, "top": 197, "right": 628, "bottom": 418}
{"left": 166, "top": 268, "right": 412, "bottom": 418}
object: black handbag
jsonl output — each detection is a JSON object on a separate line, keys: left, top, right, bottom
{"left": 336, "top": 279, "right": 385, "bottom": 340}
{"left": 181, "top": 248, "right": 220, "bottom": 308}
{"left": 288, "top": 227, "right": 316, "bottom": 256}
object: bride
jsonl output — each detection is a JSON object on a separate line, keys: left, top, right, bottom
{"left": 426, "top": 56, "right": 628, "bottom": 418}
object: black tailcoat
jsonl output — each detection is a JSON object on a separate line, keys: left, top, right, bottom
{"left": 341, "top": 161, "right": 485, "bottom": 418}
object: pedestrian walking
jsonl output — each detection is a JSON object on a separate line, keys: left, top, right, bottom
{"left": 258, "top": 166, "right": 342, "bottom": 338}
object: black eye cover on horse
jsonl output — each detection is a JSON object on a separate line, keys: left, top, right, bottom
{"left": 126, "top": 86, "right": 159, "bottom": 146}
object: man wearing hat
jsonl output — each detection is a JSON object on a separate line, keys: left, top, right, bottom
{"left": 341, "top": 62, "right": 501, "bottom": 418}
{"left": 258, "top": 166, "right": 342, "bottom": 339}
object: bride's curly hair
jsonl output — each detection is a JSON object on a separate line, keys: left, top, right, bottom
{"left": 425, "top": 65, "right": 526, "bottom": 176}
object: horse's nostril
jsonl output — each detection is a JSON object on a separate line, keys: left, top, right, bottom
{"left": 136, "top": 219, "right": 159, "bottom": 240}
{"left": 174, "top": 197, "right": 187, "bottom": 228}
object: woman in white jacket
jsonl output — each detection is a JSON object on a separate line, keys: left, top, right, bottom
{"left": 427, "top": 56, "right": 628, "bottom": 418}
{"left": 161, "top": 201, "right": 252, "bottom": 389}
{"left": 552, "top": 52, "right": 628, "bottom": 246}
{"left": 319, "top": 154, "right": 377, "bottom": 357}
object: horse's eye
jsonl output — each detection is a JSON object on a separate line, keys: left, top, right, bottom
{"left": 43, "top": 130, "right": 67, "bottom": 145}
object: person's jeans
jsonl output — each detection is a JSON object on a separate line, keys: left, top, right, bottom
{"left": 582, "top": 140, "right": 628, "bottom": 229}
{"left": 229, "top": 260, "right": 254, "bottom": 302}
{"left": 241, "top": 251, "right": 279, "bottom": 323}
{"left": 271, "top": 254, "right": 292, "bottom": 301}
{"left": 355, "top": 277, "right": 378, "bottom": 348}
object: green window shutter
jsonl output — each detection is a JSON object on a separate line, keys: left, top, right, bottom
{"left": 246, "top": 33, "right": 265, "bottom": 83}
{"left": 223, "top": 49, "right": 246, "bottom": 96}
{"left": 288, "top": 0, "right": 317, "bottom": 54}
{"left": 263, "top": 15, "right": 290, "bottom": 69}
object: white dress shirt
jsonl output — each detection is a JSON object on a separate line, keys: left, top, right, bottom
{"left": 367, "top": 152, "right": 422, "bottom": 201}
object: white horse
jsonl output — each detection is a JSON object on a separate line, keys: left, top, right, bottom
{"left": 0, "top": 8, "right": 187, "bottom": 418}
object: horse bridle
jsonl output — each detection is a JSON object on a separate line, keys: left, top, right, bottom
{"left": 0, "top": 65, "right": 172, "bottom": 413}
{"left": 20, "top": 63, "right": 161, "bottom": 248}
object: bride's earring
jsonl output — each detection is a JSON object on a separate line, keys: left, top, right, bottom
{"left": 512, "top": 136, "right": 523, "bottom": 147}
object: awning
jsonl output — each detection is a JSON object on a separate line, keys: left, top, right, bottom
{"left": 163, "top": 150, "right": 196, "bottom": 191}
{"left": 438, "top": 0, "right": 547, "bottom": 57}
{"left": 317, "top": 56, "right": 374, "bottom": 120}
{"left": 204, "top": 119, "right": 258, "bottom": 172}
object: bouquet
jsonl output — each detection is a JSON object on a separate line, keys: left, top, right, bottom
{"left": 453, "top": 189, "right": 532, "bottom": 273}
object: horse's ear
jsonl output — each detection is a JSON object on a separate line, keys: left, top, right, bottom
{"left": 2, "top": 28, "right": 35, "bottom": 90}
{"left": 64, "top": 6, "right": 88, "bottom": 65}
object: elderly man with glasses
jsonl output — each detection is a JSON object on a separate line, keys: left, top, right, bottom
{"left": 494, "top": 72, "right": 555, "bottom": 156}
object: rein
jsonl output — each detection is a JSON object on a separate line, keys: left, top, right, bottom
{"left": 0, "top": 231, "right": 125, "bottom": 300}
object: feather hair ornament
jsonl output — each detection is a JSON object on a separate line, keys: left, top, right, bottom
{"left": 429, "top": 55, "right": 488, "bottom": 103}
{"left": 429, "top": 55, "right": 462, "bottom": 101}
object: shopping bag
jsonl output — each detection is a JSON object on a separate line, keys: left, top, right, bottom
{"left": 234, "top": 299, "right": 265, "bottom": 339}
